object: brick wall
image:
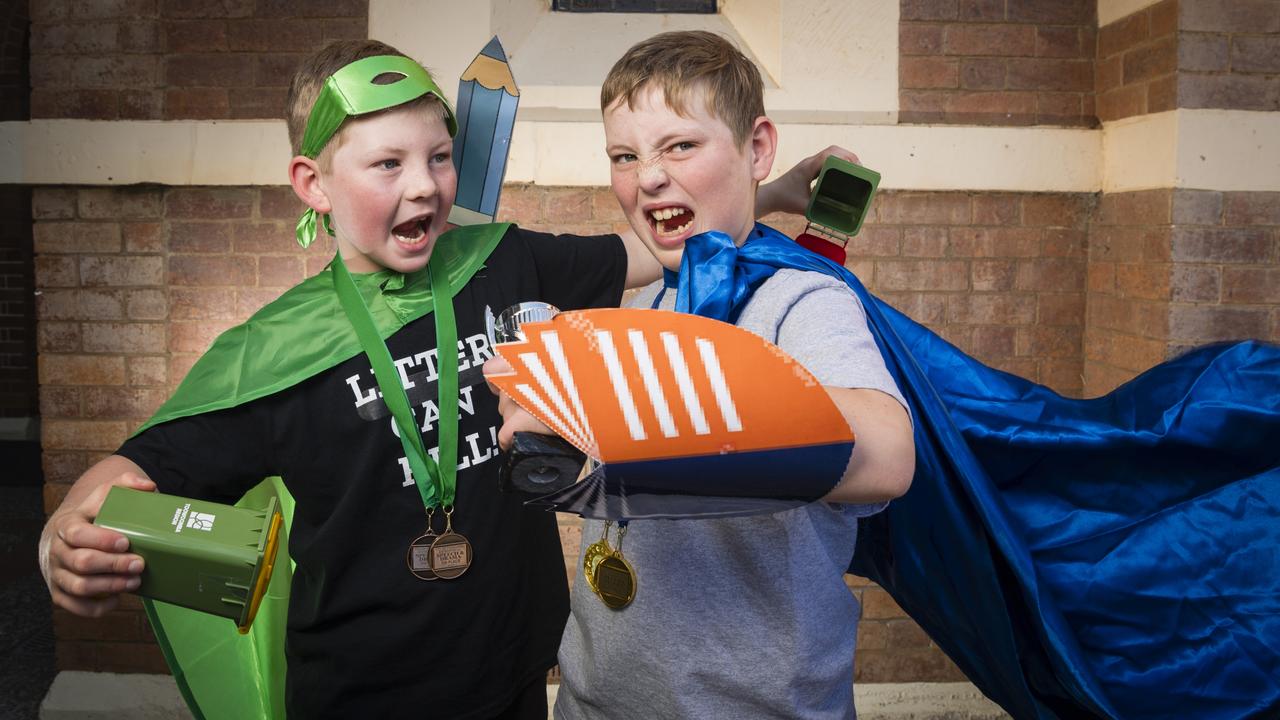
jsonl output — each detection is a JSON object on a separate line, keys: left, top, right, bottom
{"left": 1096, "top": 0, "right": 1177, "bottom": 121}
{"left": 1084, "top": 189, "right": 1280, "bottom": 395}
{"left": 29, "top": 0, "right": 367, "bottom": 120}
{"left": 900, "top": 0, "right": 1097, "bottom": 126}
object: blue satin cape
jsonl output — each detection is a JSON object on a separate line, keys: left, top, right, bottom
{"left": 674, "top": 225, "right": 1280, "bottom": 720}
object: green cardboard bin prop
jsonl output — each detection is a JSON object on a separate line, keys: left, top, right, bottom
{"left": 95, "top": 487, "right": 283, "bottom": 634}
{"left": 798, "top": 156, "right": 881, "bottom": 264}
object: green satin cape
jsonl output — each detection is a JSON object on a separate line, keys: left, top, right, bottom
{"left": 138, "top": 223, "right": 509, "bottom": 720}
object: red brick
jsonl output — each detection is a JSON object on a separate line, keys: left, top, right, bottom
{"left": 1179, "top": 32, "right": 1230, "bottom": 72}
{"left": 1036, "top": 27, "right": 1083, "bottom": 58}
{"left": 949, "top": 226, "right": 1041, "bottom": 257}
{"left": 1123, "top": 35, "right": 1177, "bottom": 84}
{"left": 258, "top": 256, "right": 304, "bottom": 287}
{"left": 80, "top": 256, "right": 164, "bottom": 287}
{"left": 168, "top": 320, "right": 235, "bottom": 354}
{"left": 1115, "top": 262, "right": 1171, "bottom": 300}
{"left": 40, "top": 385, "right": 81, "bottom": 418}
{"left": 1041, "top": 358, "right": 1084, "bottom": 396}
{"left": 164, "top": 53, "right": 255, "bottom": 87}
{"left": 1180, "top": 0, "right": 1280, "bottom": 33}
{"left": 1107, "top": 332, "right": 1168, "bottom": 371}
{"left": 119, "top": 19, "right": 159, "bottom": 52}
{"left": 1017, "top": 325, "right": 1081, "bottom": 358}
{"left": 169, "top": 287, "right": 236, "bottom": 321}
{"left": 34, "top": 223, "right": 122, "bottom": 254}
{"left": 1223, "top": 267, "right": 1280, "bottom": 304}
{"left": 57, "top": 640, "right": 168, "bottom": 674}
{"left": 168, "top": 354, "right": 199, "bottom": 387}
{"left": 543, "top": 189, "right": 592, "bottom": 223}
{"left": 944, "top": 24, "right": 1037, "bottom": 56}
{"left": 1149, "top": 0, "right": 1178, "bottom": 37}
{"left": 948, "top": 293, "right": 1037, "bottom": 324}
{"left": 78, "top": 289, "right": 125, "bottom": 320}
{"left": 32, "top": 88, "right": 123, "bottom": 120}
{"left": 255, "top": 54, "right": 306, "bottom": 88}
{"left": 971, "top": 195, "right": 1020, "bottom": 225}
{"left": 844, "top": 227, "right": 898, "bottom": 257}
{"left": 898, "top": 90, "right": 947, "bottom": 124}
{"left": 1005, "top": 0, "right": 1091, "bottom": 24}
{"left": 38, "top": 322, "right": 81, "bottom": 354}
{"left": 875, "top": 193, "right": 971, "bottom": 225}
{"left": 900, "top": 23, "right": 944, "bottom": 56}
{"left": 856, "top": 619, "right": 888, "bottom": 651}
{"left": 1095, "top": 55, "right": 1123, "bottom": 94}
{"left": 1223, "top": 192, "right": 1280, "bottom": 226}
{"left": 43, "top": 419, "right": 129, "bottom": 450}
{"left": 237, "top": 288, "right": 285, "bottom": 317}
{"left": 855, "top": 647, "right": 966, "bottom": 683}
{"left": 227, "top": 18, "right": 321, "bottom": 52}
{"left": 164, "top": 88, "right": 230, "bottom": 120}
{"left": 123, "top": 222, "right": 164, "bottom": 253}
{"left": 1098, "top": 11, "right": 1149, "bottom": 58}
{"left": 1038, "top": 292, "right": 1085, "bottom": 325}
{"left": 1147, "top": 75, "right": 1177, "bottom": 113}
{"left": 886, "top": 619, "right": 934, "bottom": 648}
{"left": 1170, "top": 306, "right": 1272, "bottom": 342}
{"left": 82, "top": 322, "right": 165, "bottom": 354}
{"left": 321, "top": 17, "right": 367, "bottom": 41}
{"left": 66, "top": 55, "right": 159, "bottom": 89}
{"left": 877, "top": 260, "right": 969, "bottom": 291}
{"left": 959, "top": 58, "right": 1006, "bottom": 90}
{"left": 1044, "top": 228, "right": 1087, "bottom": 258}
{"left": 958, "top": 0, "right": 1004, "bottom": 21}
{"left": 971, "top": 324, "right": 1016, "bottom": 357}
{"left": 901, "top": 0, "right": 958, "bottom": 21}
{"left": 71, "top": 0, "right": 157, "bottom": 20}
{"left": 901, "top": 226, "right": 949, "bottom": 256}
{"left": 159, "top": 0, "right": 254, "bottom": 19}
{"left": 1024, "top": 194, "right": 1088, "bottom": 228}
{"left": 229, "top": 88, "right": 287, "bottom": 119}
{"left": 1017, "top": 258, "right": 1084, "bottom": 291}
{"left": 126, "top": 289, "right": 167, "bottom": 320}
{"left": 1178, "top": 74, "right": 1280, "bottom": 112}
{"left": 1084, "top": 357, "right": 1142, "bottom": 396}
{"left": 31, "top": 22, "right": 121, "bottom": 54}
{"left": 170, "top": 222, "right": 232, "bottom": 253}
{"left": 971, "top": 259, "right": 1016, "bottom": 291}
{"left": 1171, "top": 190, "right": 1223, "bottom": 226}
{"left": 168, "top": 255, "right": 256, "bottom": 287}
{"left": 901, "top": 57, "right": 959, "bottom": 89}
{"left": 36, "top": 290, "right": 78, "bottom": 321}
{"left": 945, "top": 91, "right": 1038, "bottom": 124}
{"left": 53, "top": 609, "right": 153, "bottom": 643}
{"left": 82, "top": 387, "right": 169, "bottom": 420}
{"left": 496, "top": 185, "right": 542, "bottom": 224}
{"left": 590, "top": 188, "right": 626, "bottom": 223}
{"left": 43, "top": 454, "right": 88, "bottom": 486}
{"left": 1094, "top": 190, "right": 1172, "bottom": 226}
{"left": 231, "top": 222, "right": 298, "bottom": 254}
{"left": 878, "top": 292, "right": 947, "bottom": 323}
{"left": 1171, "top": 227, "right": 1273, "bottom": 264}
{"left": 1007, "top": 58, "right": 1093, "bottom": 92}
{"left": 1037, "top": 92, "right": 1087, "bottom": 124}
{"left": 118, "top": 89, "right": 162, "bottom": 120}
{"left": 166, "top": 188, "right": 254, "bottom": 219}
{"left": 33, "top": 189, "right": 78, "bottom": 220}
{"left": 1171, "top": 265, "right": 1221, "bottom": 302}
{"left": 127, "top": 356, "right": 168, "bottom": 387}
{"left": 259, "top": 187, "right": 306, "bottom": 220}
{"left": 35, "top": 256, "right": 79, "bottom": 288}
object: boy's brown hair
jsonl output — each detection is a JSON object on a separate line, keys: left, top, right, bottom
{"left": 285, "top": 39, "right": 447, "bottom": 162}
{"left": 600, "top": 30, "right": 764, "bottom": 146}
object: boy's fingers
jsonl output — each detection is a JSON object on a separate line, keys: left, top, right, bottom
{"left": 61, "top": 543, "right": 144, "bottom": 577}
{"left": 52, "top": 564, "right": 141, "bottom": 599}
{"left": 50, "top": 585, "right": 122, "bottom": 618}
{"left": 61, "top": 519, "right": 131, "bottom": 554}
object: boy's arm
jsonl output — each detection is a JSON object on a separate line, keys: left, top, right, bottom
{"left": 39, "top": 455, "right": 157, "bottom": 617}
{"left": 823, "top": 387, "right": 914, "bottom": 504}
{"left": 621, "top": 145, "right": 862, "bottom": 289}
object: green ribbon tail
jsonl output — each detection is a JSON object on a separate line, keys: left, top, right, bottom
{"left": 295, "top": 208, "right": 317, "bottom": 249}
{"left": 429, "top": 259, "right": 459, "bottom": 507}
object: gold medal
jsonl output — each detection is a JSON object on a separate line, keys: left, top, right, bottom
{"left": 582, "top": 521, "right": 613, "bottom": 595}
{"left": 594, "top": 523, "right": 636, "bottom": 610}
{"left": 407, "top": 510, "right": 439, "bottom": 581}
{"left": 429, "top": 509, "right": 473, "bottom": 580}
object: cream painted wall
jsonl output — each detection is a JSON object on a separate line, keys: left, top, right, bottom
{"left": 1103, "top": 110, "right": 1280, "bottom": 193}
{"left": 1097, "top": 0, "right": 1162, "bottom": 27}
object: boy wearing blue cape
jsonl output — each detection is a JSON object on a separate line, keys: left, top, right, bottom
{"left": 490, "top": 31, "right": 916, "bottom": 719}
{"left": 37, "top": 38, "right": 837, "bottom": 719}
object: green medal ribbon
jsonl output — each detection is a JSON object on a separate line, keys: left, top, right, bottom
{"left": 331, "top": 253, "right": 459, "bottom": 510}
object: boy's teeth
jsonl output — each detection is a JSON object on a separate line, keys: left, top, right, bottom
{"left": 649, "top": 207, "right": 687, "bottom": 222}
{"left": 393, "top": 219, "right": 426, "bottom": 240}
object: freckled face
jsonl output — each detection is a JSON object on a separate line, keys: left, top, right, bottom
{"left": 604, "top": 85, "right": 763, "bottom": 272}
{"left": 320, "top": 105, "right": 457, "bottom": 274}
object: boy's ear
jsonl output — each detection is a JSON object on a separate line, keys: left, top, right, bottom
{"left": 747, "top": 116, "right": 778, "bottom": 183}
{"left": 288, "top": 156, "right": 333, "bottom": 214}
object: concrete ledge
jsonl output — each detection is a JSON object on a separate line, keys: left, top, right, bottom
{"left": 42, "top": 672, "right": 1008, "bottom": 719}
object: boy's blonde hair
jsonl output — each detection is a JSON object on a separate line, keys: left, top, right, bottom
{"left": 285, "top": 39, "right": 447, "bottom": 162}
{"left": 600, "top": 31, "right": 764, "bottom": 146}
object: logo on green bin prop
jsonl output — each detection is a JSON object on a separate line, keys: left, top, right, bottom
{"left": 170, "top": 503, "right": 217, "bottom": 533}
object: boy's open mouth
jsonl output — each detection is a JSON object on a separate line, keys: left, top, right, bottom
{"left": 392, "top": 214, "right": 433, "bottom": 245}
{"left": 648, "top": 206, "right": 694, "bottom": 238}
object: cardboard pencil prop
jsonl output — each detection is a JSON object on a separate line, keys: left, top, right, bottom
{"left": 448, "top": 36, "right": 519, "bottom": 226}
{"left": 485, "top": 307, "right": 856, "bottom": 520}
{"left": 795, "top": 156, "right": 879, "bottom": 265}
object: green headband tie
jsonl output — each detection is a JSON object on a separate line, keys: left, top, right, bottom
{"left": 296, "top": 55, "right": 457, "bottom": 249}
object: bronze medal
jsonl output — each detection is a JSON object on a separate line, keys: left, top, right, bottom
{"left": 594, "top": 553, "right": 636, "bottom": 610}
{"left": 407, "top": 531, "right": 439, "bottom": 581}
{"left": 430, "top": 531, "right": 473, "bottom": 579}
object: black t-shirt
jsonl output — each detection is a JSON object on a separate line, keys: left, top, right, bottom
{"left": 119, "top": 226, "right": 626, "bottom": 719}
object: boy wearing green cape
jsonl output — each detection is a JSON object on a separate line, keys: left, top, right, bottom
{"left": 38, "top": 39, "right": 833, "bottom": 718}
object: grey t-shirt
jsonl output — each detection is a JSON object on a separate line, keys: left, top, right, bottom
{"left": 555, "top": 269, "right": 906, "bottom": 720}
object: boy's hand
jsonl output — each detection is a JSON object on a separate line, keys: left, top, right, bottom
{"left": 757, "top": 145, "right": 862, "bottom": 218}
{"left": 40, "top": 472, "right": 156, "bottom": 618}
{"left": 483, "top": 356, "right": 556, "bottom": 451}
